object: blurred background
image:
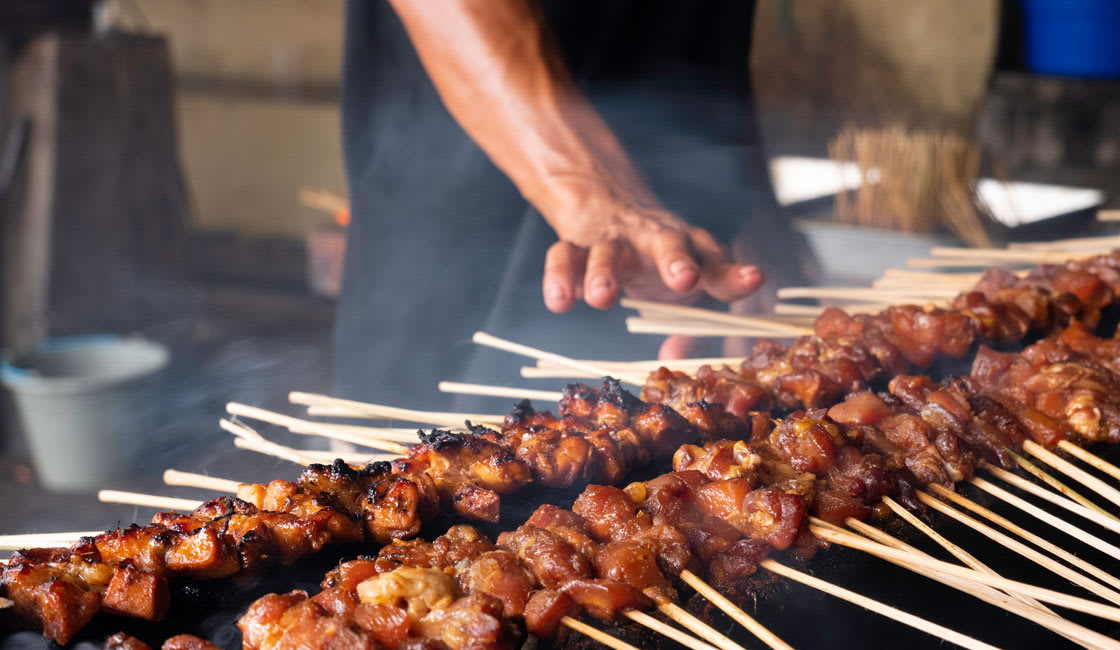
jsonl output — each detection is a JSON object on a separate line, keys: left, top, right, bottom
{"left": 1, "top": 0, "right": 1119, "bottom": 525}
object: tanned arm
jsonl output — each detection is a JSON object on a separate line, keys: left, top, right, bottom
{"left": 385, "top": 0, "right": 763, "bottom": 315}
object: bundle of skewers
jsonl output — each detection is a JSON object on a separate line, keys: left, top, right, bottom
{"left": 5, "top": 236, "right": 1120, "bottom": 650}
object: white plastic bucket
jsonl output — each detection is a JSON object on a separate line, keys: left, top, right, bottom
{"left": 1, "top": 335, "right": 170, "bottom": 491}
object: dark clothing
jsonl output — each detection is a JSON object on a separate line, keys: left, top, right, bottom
{"left": 337, "top": 0, "right": 785, "bottom": 411}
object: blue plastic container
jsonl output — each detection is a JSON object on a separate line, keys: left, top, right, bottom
{"left": 1021, "top": 0, "right": 1120, "bottom": 78}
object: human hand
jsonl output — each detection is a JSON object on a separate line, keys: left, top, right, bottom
{"left": 540, "top": 204, "right": 763, "bottom": 313}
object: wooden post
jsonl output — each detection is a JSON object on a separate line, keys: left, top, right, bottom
{"left": 1, "top": 32, "right": 191, "bottom": 353}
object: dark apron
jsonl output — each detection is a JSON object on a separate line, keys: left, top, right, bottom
{"left": 336, "top": 0, "right": 785, "bottom": 412}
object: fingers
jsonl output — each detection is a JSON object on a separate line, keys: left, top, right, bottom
{"left": 543, "top": 241, "right": 584, "bottom": 313}
{"left": 583, "top": 240, "right": 622, "bottom": 309}
{"left": 689, "top": 229, "right": 764, "bottom": 302}
{"left": 652, "top": 230, "right": 700, "bottom": 293}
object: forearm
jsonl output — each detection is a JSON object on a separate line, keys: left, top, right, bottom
{"left": 385, "top": 0, "right": 662, "bottom": 232}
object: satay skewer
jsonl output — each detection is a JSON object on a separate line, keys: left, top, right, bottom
{"left": 559, "top": 617, "right": 643, "bottom": 650}
{"left": 869, "top": 500, "right": 1046, "bottom": 611}
{"left": 1057, "top": 440, "right": 1120, "bottom": 483}
{"left": 221, "top": 418, "right": 399, "bottom": 466}
{"left": 1007, "top": 450, "right": 1113, "bottom": 518}
{"left": 437, "top": 381, "right": 563, "bottom": 402}
{"left": 621, "top": 610, "right": 721, "bottom": 650}
{"left": 1022, "top": 440, "right": 1120, "bottom": 510}
{"left": 471, "top": 331, "right": 647, "bottom": 386}
{"left": 810, "top": 525, "right": 1120, "bottom": 622}
{"left": 984, "top": 464, "right": 1120, "bottom": 533}
{"left": 842, "top": 518, "right": 1119, "bottom": 650}
{"left": 914, "top": 492, "right": 1120, "bottom": 607}
{"left": 962, "top": 478, "right": 1120, "bottom": 565}
{"left": 620, "top": 298, "right": 813, "bottom": 335}
{"left": 0, "top": 532, "right": 103, "bottom": 550}
{"left": 162, "top": 469, "right": 241, "bottom": 493}
{"left": 775, "top": 287, "right": 954, "bottom": 304}
{"left": 97, "top": 491, "right": 203, "bottom": 512}
{"left": 626, "top": 318, "right": 807, "bottom": 339}
{"left": 760, "top": 558, "right": 1004, "bottom": 650}
{"left": 926, "top": 485, "right": 1120, "bottom": 596}
{"left": 225, "top": 402, "right": 413, "bottom": 454}
{"left": 288, "top": 391, "right": 506, "bottom": 427}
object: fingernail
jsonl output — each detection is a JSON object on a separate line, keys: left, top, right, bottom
{"left": 591, "top": 277, "right": 614, "bottom": 294}
{"left": 547, "top": 285, "right": 568, "bottom": 303}
{"left": 739, "top": 266, "right": 760, "bottom": 281}
{"left": 670, "top": 259, "right": 697, "bottom": 277}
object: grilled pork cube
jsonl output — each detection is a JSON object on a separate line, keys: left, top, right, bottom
{"left": 571, "top": 485, "right": 650, "bottom": 542}
{"left": 377, "top": 525, "right": 494, "bottom": 570}
{"left": 322, "top": 559, "right": 382, "bottom": 593}
{"left": 238, "top": 590, "right": 309, "bottom": 650}
{"left": 450, "top": 484, "right": 501, "bottom": 522}
{"left": 461, "top": 551, "right": 535, "bottom": 618}
{"left": 525, "top": 505, "right": 598, "bottom": 558}
{"left": 708, "top": 538, "right": 772, "bottom": 587}
{"left": 102, "top": 565, "right": 169, "bottom": 621}
{"left": 104, "top": 632, "right": 152, "bottom": 650}
{"left": 497, "top": 526, "right": 591, "bottom": 591}
{"left": 523, "top": 589, "right": 579, "bottom": 639}
{"left": 415, "top": 593, "right": 514, "bottom": 650}
{"left": 162, "top": 635, "right": 220, "bottom": 650}
{"left": 95, "top": 525, "right": 173, "bottom": 574}
{"left": 352, "top": 602, "right": 411, "bottom": 649}
{"left": 360, "top": 475, "right": 439, "bottom": 543}
{"left": 511, "top": 427, "right": 594, "bottom": 488}
{"left": 164, "top": 527, "right": 239, "bottom": 580}
{"left": 592, "top": 541, "right": 675, "bottom": 604}
{"left": 2, "top": 561, "right": 101, "bottom": 645}
{"left": 559, "top": 579, "right": 651, "bottom": 621}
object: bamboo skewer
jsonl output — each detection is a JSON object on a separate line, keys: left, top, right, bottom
{"left": 906, "top": 258, "right": 1033, "bottom": 269}
{"left": 621, "top": 298, "right": 813, "bottom": 335}
{"left": 928, "top": 247, "right": 1084, "bottom": 264}
{"left": 873, "top": 499, "right": 1045, "bottom": 609}
{"left": 162, "top": 469, "right": 241, "bottom": 493}
{"left": 917, "top": 490, "right": 1120, "bottom": 607}
{"left": 222, "top": 418, "right": 398, "bottom": 466}
{"left": 773, "top": 302, "right": 885, "bottom": 316}
{"left": 623, "top": 610, "right": 721, "bottom": 650}
{"left": 842, "top": 518, "right": 1118, "bottom": 650}
{"left": 657, "top": 604, "right": 751, "bottom": 650}
{"left": 559, "top": 616, "right": 642, "bottom": 650}
{"left": 776, "top": 286, "right": 957, "bottom": 302}
{"left": 964, "top": 477, "right": 1120, "bottom": 564}
{"left": 761, "top": 558, "right": 1003, "bottom": 650}
{"left": 226, "top": 402, "right": 412, "bottom": 454}
{"left": 97, "top": 491, "right": 203, "bottom": 512}
{"left": 289, "top": 391, "right": 505, "bottom": 428}
{"left": 471, "top": 332, "right": 646, "bottom": 386}
{"left": 0, "top": 532, "right": 104, "bottom": 550}
{"left": 626, "top": 318, "right": 808, "bottom": 338}
{"left": 1009, "top": 450, "right": 1112, "bottom": 517}
{"left": 437, "top": 381, "right": 563, "bottom": 403}
{"left": 1057, "top": 441, "right": 1120, "bottom": 483}
{"left": 810, "top": 524, "right": 1120, "bottom": 622}
{"left": 678, "top": 570, "right": 794, "bottom": 650}
{"left": 932, "top": 483, "right": 1120, "bottom": 597}
{"left": 1022, "top": 440, "right": 1120, "bottom": 510}
{"left": 984, "top": 465, "right": 1120, "bottom": 533}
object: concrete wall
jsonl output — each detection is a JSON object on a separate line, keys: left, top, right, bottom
{"left": 117, "top": 0, "right": 347, "bottom": 239}
{"left": 751, "top": 0, "right": 999, "bottom": 155}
